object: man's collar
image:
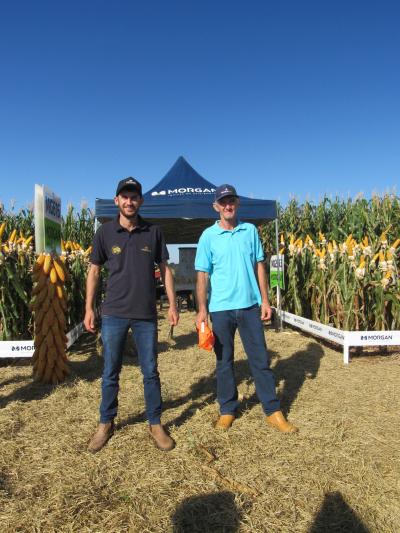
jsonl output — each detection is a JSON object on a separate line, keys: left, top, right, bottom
{"left": 214, "top": 220, "right": 246, "bottom": 234}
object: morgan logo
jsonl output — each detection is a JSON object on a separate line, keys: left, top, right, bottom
{"left": 151, "top": 187, "right": 215, "bottom": 196}
{"left": 360, "top": 334, "right": 393, "bottom": 341}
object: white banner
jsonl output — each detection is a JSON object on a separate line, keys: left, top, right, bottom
{"left": 346, "top": 330, "right": 400, "bottom": 346}
{"left": 280, "top": 310, "right": 345, "bottom": 345}
{"left": 275, "top": 308, "right": 400, "bottom": 364}
{"left": 0, "top": 340, "right": 35, "bottom": 358}
{"left": 0, "top": 322, "right": 85, "bottom": 358}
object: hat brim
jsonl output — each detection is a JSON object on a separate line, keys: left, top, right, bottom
{"left": 215, "top": 192, "right": 239, "bottom": 202}
{"left": 116, "top": 184, "right": 142, "bottom": 196}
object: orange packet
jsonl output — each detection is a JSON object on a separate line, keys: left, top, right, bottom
{"left": 197, "top": 322, "right": 215, "bottom": 351}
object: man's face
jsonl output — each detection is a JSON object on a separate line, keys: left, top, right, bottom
{"left": 114, "top": 189, "right": 143, "bottom": 219}
{"left": 213, "top": 195, "right": 239, "bottom": 221}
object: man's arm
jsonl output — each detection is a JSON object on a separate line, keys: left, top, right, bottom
{"left": 158, "top": 262, "right": 179, "bottom": 326}
{"left": 196, "top": 271, "right": 209, "bottom": 328}
{"left": 84, "top": 263, "right": 101, "bottom": 333}
{"left": 256, "top": 261, "right": 272, "bottom": 321}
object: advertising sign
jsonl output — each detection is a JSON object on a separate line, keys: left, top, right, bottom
{"left": 34, "top": 185, "right": 62, "bottom": 254}
{"left": 270, "top": 254, "right": 285, "bottom": 289}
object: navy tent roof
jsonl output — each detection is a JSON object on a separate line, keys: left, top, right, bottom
{"left": 95, "top": 157, "right": 277, "bottom": 244}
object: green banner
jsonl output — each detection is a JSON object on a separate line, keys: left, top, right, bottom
{"left": 270, "top": 270, "right": 285, "bottom": 289}
{"left": 34, "top": 185, "right": 62, "bottom": 254}
{"left": 44, "top": 218, "right": 62, "bottom": 254}
{"left": 270, "top": 254, "right": 285, "bottom": 289}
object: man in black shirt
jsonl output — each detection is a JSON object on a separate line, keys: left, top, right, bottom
{"left": 85, "top": 177, "right": 179, "bottom": 453}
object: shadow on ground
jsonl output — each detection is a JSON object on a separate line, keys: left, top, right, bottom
{"left": 309, "top": 491, "right": 370, "bottom": 532}
{"left": 0, "top": 332, "right": 138, "bottom": 409}
{"left": 171, "top": 491, "right": 244, "bottom": 533}
{"left": 1, "top": 335, "right": 324, "bottom": 431}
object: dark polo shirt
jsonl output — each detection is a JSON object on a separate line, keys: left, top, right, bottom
{"left": 90, "top": 215, "right": 169, "bottom": 319}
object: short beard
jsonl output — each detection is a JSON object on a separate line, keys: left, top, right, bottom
{"left": 119, "top": 206, "right": 138, "bottom": 220}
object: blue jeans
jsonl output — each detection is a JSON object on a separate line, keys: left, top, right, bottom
{"left": 210, "top": 305, "right": 280, "bottom": 416}
{"left": 100, "top": 315, "right": 161, "bottom": 425}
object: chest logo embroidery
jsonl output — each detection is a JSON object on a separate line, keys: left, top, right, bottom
{"left": 111, "top": 245, "right": 122, "bottom": 255}
{"left": 141, "top": 245, "right": 151, "bottom": 253}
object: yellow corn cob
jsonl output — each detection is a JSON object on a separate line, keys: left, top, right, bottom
{"left": 0, "top": 221, "right": 6, "bottom": 241}
{"left": 53, "top": 258, "right": 66, "bottom": 282}
{"left": 56, "top": 284, "right": 64, "bottom": 299}
{"left": 49, "top": 267, "right": 58, "bottom": 284}
{"left": 9, "top": 228, "right": 17, "bottom": 243}
{"left": 24, "top": 235, "right": 33, "bottom": 246}
{"left": 43, "top": 254, "right": 52, "bottom": 275}
{"left": 390, "top": 238, "right": 400, "bottom": 250}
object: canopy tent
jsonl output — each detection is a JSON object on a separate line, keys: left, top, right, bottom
{"left": 95, "top": 156, "right": 277, "bottom": 244}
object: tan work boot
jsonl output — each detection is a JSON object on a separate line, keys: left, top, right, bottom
{"left": 214, "top": 414, "right": 235, "bottom": 430}
{"left": 87, "top": 421, "right": 114, "bottom": 453}
{"left": 266, "top": 411, "right": 298, "bottom": 433}
{"left": 149, "top": 424, "right": 175, "bottom": 451}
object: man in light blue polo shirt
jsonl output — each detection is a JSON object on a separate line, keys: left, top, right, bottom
{"left": 195, "top": 184, "right": 298, "bottom": 433}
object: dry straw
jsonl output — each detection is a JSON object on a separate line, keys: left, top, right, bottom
{"left": 0, "top": 311, "right": 399, "bottom": 532}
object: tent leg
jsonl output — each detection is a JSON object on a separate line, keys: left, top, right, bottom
{"left": 274, "top": 218, "right": 282, "bottom": 331}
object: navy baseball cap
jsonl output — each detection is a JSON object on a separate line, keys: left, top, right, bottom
{"left": 215, "top": 184, "right": 238, "bottom": 202}
{"left": 116, "top": 177, "right": 142, "bottom": 196}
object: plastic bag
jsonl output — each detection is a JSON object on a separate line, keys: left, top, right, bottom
{"left": 197, "top": 322, "right": 215, "bottom": 351}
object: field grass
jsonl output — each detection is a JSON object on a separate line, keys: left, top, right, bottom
{"left": 0, "top": 310, "right": 399, "bottom": 532}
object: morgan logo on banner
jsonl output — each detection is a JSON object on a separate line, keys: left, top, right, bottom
{"left": 151, "top": 187, "right": 215, "bottom": 196}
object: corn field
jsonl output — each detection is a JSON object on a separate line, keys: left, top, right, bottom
{"left": 0, "top": 205, "right": 95, "bottom": 341}
{"left": 1, "top": 195, "right": 400, "bottom": 341}
{"left": 260, "top": 194, "right": 400, "bottom": 331}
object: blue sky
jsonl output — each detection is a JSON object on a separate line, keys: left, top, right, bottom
{"left": 1, "top": 0, "right": 399, "bottom": 214}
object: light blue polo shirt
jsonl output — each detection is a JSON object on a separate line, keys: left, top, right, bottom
{"left": 195, "top": 221, "right": 265, "bottom": 312}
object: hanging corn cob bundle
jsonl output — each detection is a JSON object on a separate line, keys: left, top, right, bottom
{"left": 30, "top": 252, "right": 70, "bottom": 384}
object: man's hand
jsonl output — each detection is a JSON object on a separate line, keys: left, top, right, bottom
{"left": 260, "top": 303, "right": 273, "bottom": 321}
{"left": 168, "top": 305, "right": 179, "bottom": 326}
{"left": 196, "top": 308, "right": 208, "bottom": 329}
{"left": 84, "top": 309, "right": 97, "bottom": 333}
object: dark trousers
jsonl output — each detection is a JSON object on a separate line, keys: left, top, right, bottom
{"left": 100, "top": 315, "right": 161, "bottom": 425}
{"left": 210, "top": 305, "right": 280, "bottom": 416}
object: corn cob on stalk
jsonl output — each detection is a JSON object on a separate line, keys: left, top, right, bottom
{"left": 31, "top": 252, "right": 70, "bottom": 384}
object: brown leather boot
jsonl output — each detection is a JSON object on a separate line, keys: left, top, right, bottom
{"left": 266, "top": 411, "right": 298, "bottom": 433}
{"left": 149, "top": 424, "right": 175, "bottom": 451}
{"left": 214, "top": 414, "right": 235, "bottom": 430}
{"left": 87, "top": 421, "right": 114, "bottom": 453}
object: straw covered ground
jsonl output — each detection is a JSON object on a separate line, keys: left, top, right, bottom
{"left": 0, "top": 310, "right": 399, "bottom": 532}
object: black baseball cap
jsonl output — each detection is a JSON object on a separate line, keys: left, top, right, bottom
{"left": 215, "top": 184, "right": 238, "bottom": 202}
{"left": 116, "top": 177, "right": 142, "bottom": 197}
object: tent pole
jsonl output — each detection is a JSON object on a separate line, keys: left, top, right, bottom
{"left": 274, "top": 217, "right": 282, "bottom": 331}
